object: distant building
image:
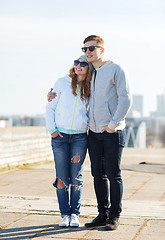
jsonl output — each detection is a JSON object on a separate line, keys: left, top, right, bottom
{"left": 150, "top": 90, "right": 165, "bottom": 117}
{"left": 0, "top": 116, "right": 12, "bottom": 128}
{"left": 11, "top": 115, "right": 45, "bottom": 127}
{"left": 11, "top": 115, "right": 32, "bottom": 126}
{"left": 149, "top": 90, "right": 165, "bottom": 137}
{"left": 20, "top": 116, "right": 32, "bottom": 126}
{"left": 156, "top": 93, "right": 165, "bottom": 116}
{"left": 127, "top": 95, "right": 143, "bottom": 118}
{"left": 31, "top": 115, "right": 45, "bottom": 126}
{"left": 155, "top": 116, "right": 165, "bottom": 135}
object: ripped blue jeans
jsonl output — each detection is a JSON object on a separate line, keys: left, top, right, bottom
{"left": 51, "top": 132, "right": 87, "bottom": 217}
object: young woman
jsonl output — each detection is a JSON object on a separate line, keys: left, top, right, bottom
{"left": 46, "top": 56, "right": 94, "bottom": 227}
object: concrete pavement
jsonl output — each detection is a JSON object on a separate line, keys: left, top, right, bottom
{"left": 0, "top": 148, "right": 165, "bottom": 240}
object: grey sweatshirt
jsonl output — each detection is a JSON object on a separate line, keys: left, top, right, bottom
{"left": 88, "top": 60, "right": 132, "bottom": 133}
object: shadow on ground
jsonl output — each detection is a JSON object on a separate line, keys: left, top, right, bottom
{"left": 0, "top": 223, "right": 107, "bottom": 239}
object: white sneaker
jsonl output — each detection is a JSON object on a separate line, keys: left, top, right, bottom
{"left": 59, "top": 215, "right": 70, "bottom": 227}
{"left": 70, "top": 213, "right": 80, "bottom": 227}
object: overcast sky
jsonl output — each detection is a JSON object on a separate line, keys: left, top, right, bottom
{"left": 0, "top": 0, "right": 165, "bottom": 116}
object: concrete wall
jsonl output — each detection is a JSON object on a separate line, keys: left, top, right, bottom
{"left": 0, "top": 127, "right": 53, "bottom": 169}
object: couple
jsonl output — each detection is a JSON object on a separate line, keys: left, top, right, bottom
{"left": 46, "top": 35, "right": 132, "bottom": 230}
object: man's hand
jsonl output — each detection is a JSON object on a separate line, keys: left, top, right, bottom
{"left": 51, "top": 131, "right": 63, "bottom": 138}
{"left": 101, "top": 126, "right": 116, "bottom": 133}
{"left": 47, "top": 88, "right": 56, "bottom": 102}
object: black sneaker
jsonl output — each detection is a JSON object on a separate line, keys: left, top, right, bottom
{"left": 85, "top": 214, "right": 108, "bottom": 228}
{"left": 105, "top": 217, "right": 119, "bottom": 231}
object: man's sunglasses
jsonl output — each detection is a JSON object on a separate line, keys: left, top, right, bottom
{"left": 74, "top": 60, "right": 88, "bottom": 67}
{"left": 81, "top": 45, "right": 102, "bottom": 53}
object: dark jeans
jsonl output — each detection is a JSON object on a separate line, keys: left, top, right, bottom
{"left": 88, "top": 129, "right": 126, "bottom": 218}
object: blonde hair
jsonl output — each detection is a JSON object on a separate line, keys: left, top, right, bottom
{"left": 69, "top": 67, "right": 91, "bottom": 101}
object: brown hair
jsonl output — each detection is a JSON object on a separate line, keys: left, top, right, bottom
{"left": 69, "top": 67, "right": 91, "bottom": 101}
{"left": 83, "top": 35, "right": 104, "bottom": 46}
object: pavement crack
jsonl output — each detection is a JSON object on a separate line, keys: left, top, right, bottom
{"left": 126, "top": 176, "right": 153, "bottom": 200}
{"left": 159, "top": 191, "right": 165, "bottom": 201}
{"left": 0, "top": 213, "right": 31, "bottom": 229}
{"left": 131, "top": 219, "right": 149, "bottom": 240}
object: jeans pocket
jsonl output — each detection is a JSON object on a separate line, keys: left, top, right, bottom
{"left": 51, "top": 135, "right": 62, "bottom": 146}
{"left": 118, "top": 130, "right": 126, "bottom": 147}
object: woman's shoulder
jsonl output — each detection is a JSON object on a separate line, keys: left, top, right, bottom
{"left": 56, "top": 74, "right": 70, "bottom": 83}
{"left": 53, "top": 75, "right": 71, "bottom": 89}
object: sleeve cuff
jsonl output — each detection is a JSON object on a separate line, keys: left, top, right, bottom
{"left": 108, "top": 121, "right": 118, "bottom": 131}
{"left": 49, "top": 129, "right": 57, "bottom": 134}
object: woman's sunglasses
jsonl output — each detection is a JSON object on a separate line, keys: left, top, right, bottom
{"left": 81, "top": 45, "right": 102, "bottom": 53}
{"left": 74, "top": 60, "right": 88, "bottom": 67}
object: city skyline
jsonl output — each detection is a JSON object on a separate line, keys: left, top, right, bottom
{"left": 0, "top": 0, "right": 165, "bottom": 117}
{"left": 1, "top": 91, "right": 165, "bottom": 119}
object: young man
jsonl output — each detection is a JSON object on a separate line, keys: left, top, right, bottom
{"left": 81, "top": 35, "right": 132, "bottom": 230}
{"left": 48, "top": 35, "right": 132, "bottom": 230}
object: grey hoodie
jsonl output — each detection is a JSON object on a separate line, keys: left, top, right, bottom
{"left": 88, "top": 60, "right": 132, "bottom": 133}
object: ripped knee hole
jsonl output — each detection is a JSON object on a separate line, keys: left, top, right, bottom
{"left": 71, "top": 155, "right": 80, "bottom": 163}
{"left": 56, "top": 178, "right": 66, "bottom": 189}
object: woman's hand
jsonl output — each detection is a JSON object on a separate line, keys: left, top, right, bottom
{"left": 47, "top": 88, "right": 57, "bottom": 102}
{"left": 51, "top": 131, "right": 63, "bottom": 138}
